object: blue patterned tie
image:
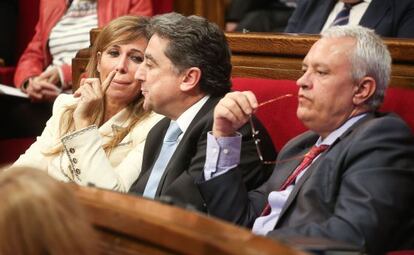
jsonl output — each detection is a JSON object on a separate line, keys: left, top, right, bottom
{"left": 143, "top": 121, "right": 182, "bottom": 198}
{"left": 331, "top": 1, "right": 363, "bottom": 27}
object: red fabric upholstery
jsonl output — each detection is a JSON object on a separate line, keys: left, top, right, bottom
{"left": 380, "top": 87, "right": 414, "bottom": 132}
{"left": 0, "top": 67, "right": 15, "bottom": 85}
{"left": 232, "top": 77, "right": 307, "bottom": 151}
{"left": 152, "top": 0, "right": 174, "bottom": 14}
{"left": 0, "top": 0, "right": 39, "bottom": 86}
{"left": 2, "top": 78, "right": 413, "bottom": 167}
{"left": 387, "top": 251, "right": 414, "bottom": 255}
{"left": 17, "top": 0, "right": 40, "bottom": 60}
{"left": 232, "top": 77, "right": 414, "bottom": 151}
{"left": 0, "top": 138, "right": 35, "bottom": 165}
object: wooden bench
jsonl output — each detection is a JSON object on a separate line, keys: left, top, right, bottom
{"left": 73, "top": 31, "right": 414, "bottom": 90}
{"left": 228, "top": 33, "right": 414, "bottom": 88}
{"left": 70, "top": 184, "right": 307, "bottom": 255}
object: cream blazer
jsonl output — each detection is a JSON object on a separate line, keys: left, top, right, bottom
{"left": 13, "top": 94, "right": 163, "bottom": 192}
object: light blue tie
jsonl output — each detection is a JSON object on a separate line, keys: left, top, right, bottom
{"left": 143, "top": 121, "right": 182, "bottom": 198}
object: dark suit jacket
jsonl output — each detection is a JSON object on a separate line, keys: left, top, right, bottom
{"left": 285, "top": 0, "right": 414, "bottom": 38}
{"left": 199, "top": 112, "right": 414, "bottom": 254}
{"left": 129, "top": 96, "right": 276, "bottom": 212}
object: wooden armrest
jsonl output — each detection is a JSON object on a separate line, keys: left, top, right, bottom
{"left": 71, "top": 184, "right": 307, "bottom": 255}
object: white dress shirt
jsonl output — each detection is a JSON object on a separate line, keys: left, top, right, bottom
{"left": 252, "top": 114, "right": 367, "bottom": 235}
{"left": 322, "top": 0, "right": 372, "bottom": 32}
{"left": 175, "top": 95, "right": 210, "bottom": 142}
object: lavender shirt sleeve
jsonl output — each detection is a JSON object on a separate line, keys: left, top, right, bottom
{"left": 204, "top": 132, "right": 242, "bottom": 180}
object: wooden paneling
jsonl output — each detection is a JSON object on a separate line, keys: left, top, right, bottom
{"left": 227, "top": 32, "right": 414, "bottom": 88}
{"left": 174, "top": 0, "right": 226, "bottom": 28}
{"left": 72, "top": 31, "right": 414, "bottom": 91}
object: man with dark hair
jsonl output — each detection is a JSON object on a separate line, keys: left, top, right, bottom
{"left": 129, "top": 13, "right": 275, "bottom": 211}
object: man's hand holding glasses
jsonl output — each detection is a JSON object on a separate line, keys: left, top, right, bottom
{"left": 213, "top": 91, "right": 293, "bottom": 164}
{"left": 212, "top": 91, "right": 259, "bottom": 138}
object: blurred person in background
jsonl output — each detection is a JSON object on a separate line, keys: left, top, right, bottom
{"left": 2, "top": 0, "right": 153, "bottom": 139}
{"left": 225, "top": 0, "right": 296, "bottom": 32}
{"left": 15, "top": 0, "right": 153, "bottom": 99}
{"left": 285, "top": 0, "right": 414, "bottom": 38}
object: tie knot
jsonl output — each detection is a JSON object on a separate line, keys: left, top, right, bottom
{"left": 164, "top": 121, "right": 182, "bottom": 142}
{"left": 305, "top": 145, "right": 329, "bottom": 160}
{"left": 331, "top": 1, "right": 363, "bottom": 26}
{"left": 344, "top": 1, "right": 363, "bottom": 9}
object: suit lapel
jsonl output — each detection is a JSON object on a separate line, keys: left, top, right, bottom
{"left": 359, "top": 0, "right": 390, "bottom": 29}
{"left": 155, "top": 97, "right": 221, "bottom": 196}
{"left": 276, "top": 113, "right": 375, "bottom": 225}
{"left": 310, "top": 0, "right": 337, "bottom": 33}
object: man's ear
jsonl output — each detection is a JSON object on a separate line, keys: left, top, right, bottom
{"left": 96, "top": 52, "right": 102, "bottom": 73}
{"left": 353, "top": 76, "right": 376, "bottom": 106}
{"left": 180, "top": 67, "right": 201, "bottom": 92}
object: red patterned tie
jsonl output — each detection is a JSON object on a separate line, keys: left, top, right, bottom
{"left": 260, "top": 145, "right": 329, "bottom": 216}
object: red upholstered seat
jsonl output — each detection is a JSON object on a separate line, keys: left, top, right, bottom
{"left": 152, "top": 0, "right": 174, "bottom": 14}
{"left": 381, "top": 86, "right": 414, "bottom": 132}
{"left": 2, "top": 77, "right": 414, "bottom": 166}
{"left": 0, "top": 138, "right": 35, "bottom": 165}
{"left": 0, "top": 0, "right": 39, "bottom": 86}
{"left": 232, "top": 77, "right": 414, "bottom": 151}
{"left": 387, "top": 251, "right": 414, "bottom": 255}
{"left": 232, "top": 77, "right": 307, "bottom": 151}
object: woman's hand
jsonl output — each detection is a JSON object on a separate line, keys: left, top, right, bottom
{"left": 72, "top": 70, "right": 116, "bottom": 130}
{"left": 25, "top": 70, "right": 61, "bottom": 103}
{"left": 39, "top": 67, "right": 61, "bottom": 86}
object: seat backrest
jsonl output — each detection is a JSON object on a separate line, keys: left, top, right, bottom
{"left": 17, "top": 0, "right": 40, "bottom": 61}
{"left": 232, "top": 78, "right": 307, "bottom": 151}
{"left": 380, "top": 87, "right": 414, "bottom": 132}
{"left": 152, "top": 0, "right": 174, "bottom": 14}
{"left": 0, "top": 138, "right": 35, "bottom": 165}
{"left": 232, "top": 77, "right": 414, "bottom": 151}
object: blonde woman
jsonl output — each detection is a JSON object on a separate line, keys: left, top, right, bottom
{"left": 0, "top": 167, "right": 97, "bottom": 255}
{"left": 12, "top": 16, "right": 163, "bottom": 192}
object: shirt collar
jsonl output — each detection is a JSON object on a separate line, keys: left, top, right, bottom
{"left": 316, "top": 113, "right": 367, "bottom": 146}
{"left": 176, "top": 95, "right": 210, "bottom": 135}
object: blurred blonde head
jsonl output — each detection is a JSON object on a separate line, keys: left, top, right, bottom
{"left": 0, "top": 167, "right": 97, "bottom": 255}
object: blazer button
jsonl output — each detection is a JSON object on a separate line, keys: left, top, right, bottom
{"left": 69, "top": 148, "right": 75, "bottom": 153}
{"left": 73, "top": 158, "right": 78, "bottom": 164}
{"left": 75, "top": 168, "right": 81, "bottom": 175}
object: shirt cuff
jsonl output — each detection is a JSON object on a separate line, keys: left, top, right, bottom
{"left": 204, "top": 132, "right": 242, "bottom": 180}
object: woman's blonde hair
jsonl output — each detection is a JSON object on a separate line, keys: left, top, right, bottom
{"left": 51, "top": 15, "right": 151, "bottom": 155}
{"left": 0, "top": 167, "right": 97, "bottom": 255}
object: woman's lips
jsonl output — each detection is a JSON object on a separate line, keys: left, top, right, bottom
{"left": 111, "top": 79, "right": 131, "bottom": 85}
